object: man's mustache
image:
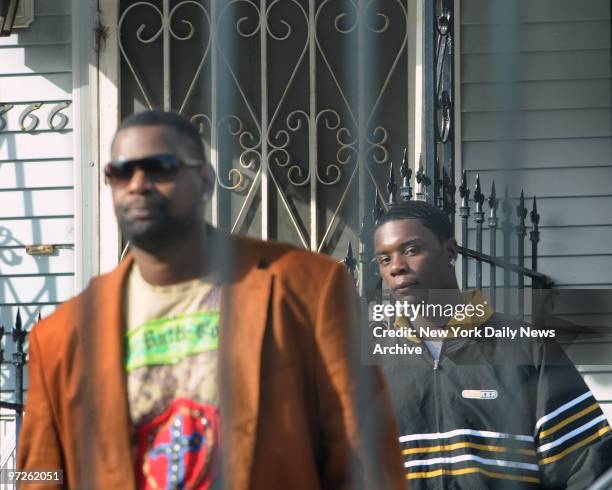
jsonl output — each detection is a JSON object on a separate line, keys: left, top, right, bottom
{"left": 118, "top": 196, "right": 168, "bottom": 214}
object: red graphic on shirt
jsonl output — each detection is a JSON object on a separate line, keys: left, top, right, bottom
{"left": 135, "top": 398, "right": 220, "bottom": 490}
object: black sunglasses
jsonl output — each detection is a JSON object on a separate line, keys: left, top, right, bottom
{"left": 104, "top": 154, "right": 204, "bottom": 186}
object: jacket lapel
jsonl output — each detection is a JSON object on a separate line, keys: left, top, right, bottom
{"left": 220, "top": 238, "right": 272, "bottom": 489}
{"left": 84, "top": 256, "right": 135, "bottom": 488}
{"left": 80, "top": 232, "right": 273, "bottom": 489}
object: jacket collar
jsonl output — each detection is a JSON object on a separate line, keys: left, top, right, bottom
{"left": 88, "top": 229, "right": 272, "bottom": 489}
{"left": 394, "top": 289, "right": 494, "bottom": 343}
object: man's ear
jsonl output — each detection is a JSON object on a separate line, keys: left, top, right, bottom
{"left": 445, "top": 238, "right": 458, "bottom": 263}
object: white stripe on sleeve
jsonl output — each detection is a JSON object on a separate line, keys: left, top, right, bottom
{"left": 404, "top": 453, "right": 539, "bottom": 472}
{"left": 534, "top": 391, "right": 593, "bottom": 436}
{"left": 537, "top": 414, "right": 607, "bottom": 453}
{"left": 400, "top": 428, "right": 534, "bottom": 444}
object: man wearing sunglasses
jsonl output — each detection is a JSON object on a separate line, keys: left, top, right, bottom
{"left": 17, "top": 110, "right": 404, "bottom": 489}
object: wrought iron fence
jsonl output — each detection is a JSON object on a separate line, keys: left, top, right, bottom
{"left": 0, "top": 310, "right": 32, "bottom": 445}
{"left": 343, "top": 150, "right": 553, "bottom": 313}
{"left": 341, "top": 0, "right": 552, "bottom": 311}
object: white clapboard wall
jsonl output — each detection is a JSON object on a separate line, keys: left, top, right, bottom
{"left": 460, "top": 0, "right": 612, "bottom": 421}
{"left": 0, "top": 0, "right": 74, "bottom": 463}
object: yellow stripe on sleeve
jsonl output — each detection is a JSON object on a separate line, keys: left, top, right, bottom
{"left": 539, "top": 403, "right": 599, "bottom": 439}
{"left": 539, "top": 425, "right": 611, "bottom": 465}
{"left": 402, "top": 441, "right": 535, "bottom": 457}
{"left": 406, "top": 466, "right": 540, "bottom": 484}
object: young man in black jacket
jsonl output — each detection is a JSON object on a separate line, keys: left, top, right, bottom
{"left": 373, "top": 200, "right": 612, "bottom": 489}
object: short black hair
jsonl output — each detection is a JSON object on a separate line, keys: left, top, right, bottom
{"left": 375, "top": 201, "right": 454, "bottom": 242}
{"left": 115, "top": 110, "right": 205, "bottom": 160}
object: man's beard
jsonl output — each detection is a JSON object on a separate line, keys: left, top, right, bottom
{"left": 117, "top": 197, "right": 200, "bottom": 253}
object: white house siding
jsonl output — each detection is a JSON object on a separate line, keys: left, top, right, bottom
{"left": 0, "top": 0, "right": 75, "bottom": 468}
{"left": 460, "top": 0, "right": 612, "bottom": 421}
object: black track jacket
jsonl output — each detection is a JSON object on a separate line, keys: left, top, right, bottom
{"left": 379, "top": 304, "right": 612, "bottom": 489}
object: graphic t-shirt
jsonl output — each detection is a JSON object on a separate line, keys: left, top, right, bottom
{"left": 124, "top": 264, "right": 221, "bottom": 490}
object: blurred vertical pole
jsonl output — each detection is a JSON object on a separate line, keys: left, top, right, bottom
{"left": 530, "top": 197, "right": 540, "bottom": 275}
{"left": 473, "top": 174, "right": 485, "bottom": 290}
{"left": 358, "top": 208, "right": 373, "bottom": 301}
{"left": 424, "top": 0, "right": 455, "bottom": 214}
{"left": 488, "top": 181, "right": 499, "bottom": 308}
{"left": 0, "top": 324, "right": 4, "bottom": 366}
{"left": 372, "top": 190, "right": 384, "bottom": 304}
{"left": 356, "top": 0, "right": 367, "bottom": 300}
{"left": 516, "top": 190, "right": 527, "bottom": 317}
{"left": 502, "top": 186, "right": 512, "bottom": 313}
{"left": 259, "top": 0, "right": 270, "bottom": 239}
{"left": 458, "top": 170, "right": 470, "bottom": 289}
{"left": 530, "top": 197, "right": 541, "bottom": 325}
{"left": 439, "top": 0, "right": 455, "bottom": 223}
{"left": 359, "top": 190, "right": 383, "bottom": 301}
{"left": 423, "top": 0, "right": 436, "bottom": 206}
{"left": 492, "top": 0, "right": 520, "bottom": 313}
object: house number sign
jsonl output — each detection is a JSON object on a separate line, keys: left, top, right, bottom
{"left": 0, "top": 101, "right": 72, "bottom": 132}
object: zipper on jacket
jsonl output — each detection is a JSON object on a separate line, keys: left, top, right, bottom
{"left": 433, "top": 343, "right": 445, "bottom": 490}
{"left": 421, "top": 333, "right": 447, "bottom": 488}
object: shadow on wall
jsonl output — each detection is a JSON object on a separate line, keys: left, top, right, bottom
{"left": 1, "top": 0, "right": 74, "bottom": 327}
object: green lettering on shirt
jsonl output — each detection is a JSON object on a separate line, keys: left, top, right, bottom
{"left": 125, "top": 311, "right": 219, "bottom": 372}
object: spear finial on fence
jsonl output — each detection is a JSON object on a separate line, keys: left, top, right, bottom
{"left": 474, "top": 174, "right": 485, "bottom": 213}
{"left": 12, "top": 309, "right": 27, "bottom": 358}
{"left": 415, "top": 161, "right": 430, "bottom": 201}
{"left": 387, "top": 160, "right": 397, "bottom": 206}
{"left": 488, "top": 180, "right": 498, "bottom": 218}
{"left": 530, "top": 196, "right": 540, "bottom": 272}
{"left": 37, "top": 311, "right": 42, "bottom": 323}
{"left": 343, "top": 241, "right": 357, "bottom": 282}
{"left": 399, "top": 148, "right": 412, "bottom": 202}
{"left": 530, "top": 196, "right": 540, "bottom": 230}
{"left": 459, "top": 170, "right": 470, "bottom": 207}
{"left": 516, "top": 189, "right": 527, "bottom": 229}
{"left": 15, "top": 309, "right": 21, "bottom": 331}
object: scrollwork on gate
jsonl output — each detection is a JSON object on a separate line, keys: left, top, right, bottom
{"left": 117, "top": 0, "right": 410, "bottom": 255}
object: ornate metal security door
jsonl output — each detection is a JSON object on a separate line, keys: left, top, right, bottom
{"left": 114, "top": 0, "right": 412, "bottom": 257}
